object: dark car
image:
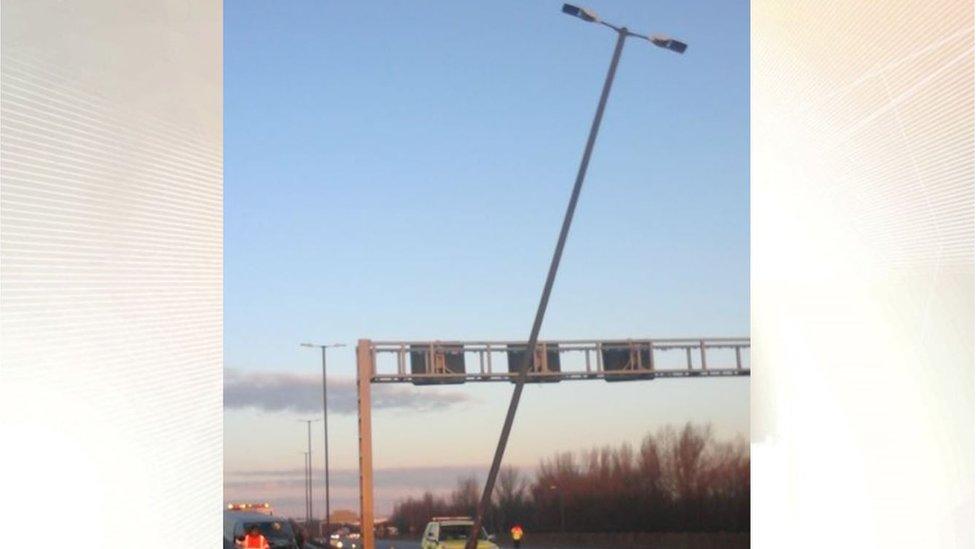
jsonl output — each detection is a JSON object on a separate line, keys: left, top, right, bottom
{"left": 224, "top": 511, "right": 302, "bottom": 549}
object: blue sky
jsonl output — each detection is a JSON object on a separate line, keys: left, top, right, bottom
{"left": 225, "top": 0, "right": 749, "bottom": 517}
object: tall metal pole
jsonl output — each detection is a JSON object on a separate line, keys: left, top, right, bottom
{"left": 559, "top": 489, "right": 566, "bottom": 533}
{"left": 466, "top": 27, "right": 629, "bottom": 549}
{"left": 306, "top": 422, "right": 314, "bottom": 527}
{"left": 303, "top": 451, "right": 310, "bottom": 524}
{"left": 300, "top": 419, "right": 319, "bottom": 528}
{"left": 302, "top": 341, "right": 345, "bottom": 536}
{"left": 321, "top": 346, "right": 331, "bottom": 535}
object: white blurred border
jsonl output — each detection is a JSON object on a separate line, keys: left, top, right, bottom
{"left": 1, "top": 1, "right": 222, "bottom": 547}
{"left": 752, "top": 1, "right": 973, "bottom": 547}
{"left": 2, "top": 0, "right": 972, "bottom": 546}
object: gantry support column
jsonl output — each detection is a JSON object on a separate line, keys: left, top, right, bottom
{"left": 356, "top": 339, "right": 375, "bottom": 549}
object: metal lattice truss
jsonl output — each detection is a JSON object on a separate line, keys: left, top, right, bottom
{"left": 363, "top": 337, "right": 750, "bottom": 384}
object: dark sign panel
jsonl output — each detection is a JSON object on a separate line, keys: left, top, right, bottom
{"left": 601, "top": 342, "right": 654, "bottom": 382}
{"left": 506, "top": 343, "right": 561, "bottom": 383}
{"left": 409, "top": 344, "right": 466, "bottom": 385}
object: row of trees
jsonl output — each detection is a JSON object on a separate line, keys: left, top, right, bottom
{"left": 391, "top": 423, "right": 749, "bottom": 535}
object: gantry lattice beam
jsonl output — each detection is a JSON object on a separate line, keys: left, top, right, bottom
{"left": 366, "top": 337, "right": 749, "bottom": 383}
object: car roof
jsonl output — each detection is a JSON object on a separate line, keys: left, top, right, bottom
{"left": 223, "top": 511, "right": 290, "bottom": 538}
{"left": 433, "top": 520, "right": 474, "bottom": 526}
{"left": 225, "top": 511, "right": 282, "bottom": 523}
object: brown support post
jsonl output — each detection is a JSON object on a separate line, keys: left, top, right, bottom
{"left": 356, "top": 340, "right": 375, "bottom": 549}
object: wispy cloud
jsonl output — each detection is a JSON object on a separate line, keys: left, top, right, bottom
{"left": 226, "top": 465, "right": 483, "bottom": 490}
{"left": 224, "top": 369, "right": 474, "bottom": 415}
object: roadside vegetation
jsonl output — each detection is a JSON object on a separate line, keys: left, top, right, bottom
{"left": 390, "top": 423, "right": 749, "bottom": 536}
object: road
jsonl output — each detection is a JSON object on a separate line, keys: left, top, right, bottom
{"left": 309, "top": 540, "right": 416, "bottom": 549}
{"left": 325, "top": 541, "right": 585, "bottom": 549}
{"left": 374, "top": 542, "right": 416, "bottom": 549}
{"left": 314, "top": 538, "right": 509, "bottom": 549}
{"left": 314, "top": 541, "right": 528, "bottom": 549}
{"left": 319, "top": 534, "right": 755, "bottom": 549}
{"left": 306, "top": 539, "right": 419, "bottom": 549}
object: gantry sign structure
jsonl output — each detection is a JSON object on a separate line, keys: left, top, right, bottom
{"left": 354, "top": 336, "right": 750, "bottom": 548}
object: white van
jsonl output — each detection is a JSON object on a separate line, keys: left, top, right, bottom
{"left": 421, "top": 517, "right": 498, "bottom": 549}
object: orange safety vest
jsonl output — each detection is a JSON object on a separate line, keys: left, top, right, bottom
{"left": 242, "top": 533, "right": 269, "bottom": 549}
{"left": 511, "top": 526, "right": 523, "bottom": 540}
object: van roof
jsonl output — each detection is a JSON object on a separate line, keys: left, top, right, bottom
{"left": 431, "top": 519, "right": 474, "bottom": 526}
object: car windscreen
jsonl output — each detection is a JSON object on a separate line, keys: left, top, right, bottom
{"left": 243, "top": 521, "right": 295, "bottom": 541}
{"left": 439, "top": 524, "right": 487, "bottom": 541}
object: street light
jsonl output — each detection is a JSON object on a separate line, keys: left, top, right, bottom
{"left": 549, "top": 484, "right": 566, "bottom": 533}
{"left": 299, "top": 418, "right": 321, "bottom": 529}
{"left": 650, "top": 34, "right": 688, "bottom": 54}
{"left": 301, "top": 342, "right": 346, "bottom": 534}
{"left": 302, "top": 451, "right": 311, "bottom": 525}
{"left": 560, "top": 3, "right": 598, "bottom": 22}
{"left": 466, "top": 6, "right": 687, "bottom": 548}
{"left": 561, "top": 4, "right": 688, "bottom": 54}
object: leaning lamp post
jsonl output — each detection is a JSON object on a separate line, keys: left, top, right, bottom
{"left": 465, "top": 6, "right": 686, "bottom": 548}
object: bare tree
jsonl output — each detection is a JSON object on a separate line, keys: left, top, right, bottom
{"left": 451, "top": 476, "right": 480, "bottom": 518}
{"left": 391, "top": 423, "right": 750, "bottom": 535}
{"left": 494, "top": 466, "right": 528, "bottom": 531}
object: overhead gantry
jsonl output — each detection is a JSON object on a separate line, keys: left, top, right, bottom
{"left": 354, "top": 336, "right": 750, "bottom": 548}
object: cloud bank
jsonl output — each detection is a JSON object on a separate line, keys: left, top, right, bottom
{"left": 224, "top": 369, "right": 473, "bottom": 415}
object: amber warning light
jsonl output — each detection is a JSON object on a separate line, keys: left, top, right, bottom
{"left": 226, "top": 502, "right": 273, "bottom": 515}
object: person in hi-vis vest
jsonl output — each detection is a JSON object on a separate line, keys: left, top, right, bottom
{"left": 510, "top": 524, "right": 524, "bottom": 548}
{"left": 237, "top": 525, "right": 270, "bottom": 549}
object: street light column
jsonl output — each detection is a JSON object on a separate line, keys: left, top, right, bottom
{"left": 307, "top": 420, "right": 314, "bottom": 526}
{"left": 303, "top": 451, "right": 310, "bottom": 524}
{"left": 321, "top": 345, "right": 331, "bottom": 534}
{"left": 466, "top": 23, "right": 628, "bottom": 549}
{"left": 298, "top": 418, "right": 320, "bottom": 529}
{"left": 303, "top": 342, "right": 346, "bottom": 536}
{"left": 466, "top": 5, "right": 687, "bottom": 548}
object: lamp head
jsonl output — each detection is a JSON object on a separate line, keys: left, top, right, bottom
{"left": 562, "top": 4, "right": 599, "bottom": 23}
{"left": 650, "top": 34, "right": 688, "bottom": 54}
